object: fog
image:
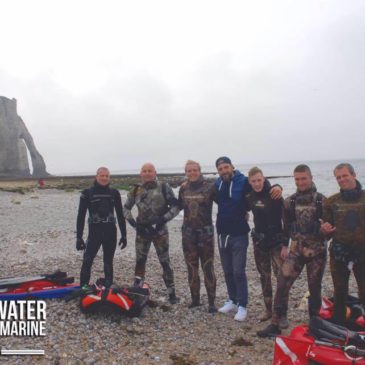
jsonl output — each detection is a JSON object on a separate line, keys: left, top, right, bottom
{"left": 1, "top": 0, "right": 364, "bottom": 174}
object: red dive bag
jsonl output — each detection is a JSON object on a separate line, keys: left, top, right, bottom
{"left": 80, "top": 280, "right": 151, "bottom": 317}
{"left": 273, "top": 317, "right": 365, "bottom": 365}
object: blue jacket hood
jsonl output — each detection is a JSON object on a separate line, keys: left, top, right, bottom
{"left": 215, "top": 170, "right": 247, "bottom": 197}
{"left": 215, "top": 170, "right": 251, "bottom": 235}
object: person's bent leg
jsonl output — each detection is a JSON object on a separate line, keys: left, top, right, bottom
{"left": 269, "top": 245, "right": 285, "bottom": 323}
{"left": 135, "top": 233, "right": 152, "bottom": 280}
{"left": 182, "top": 232, "right": 201, "bottom": 306}
{"left": 330, "top": 255, "right": 350, "bottom": 325}
{"left": 231, "top": 234, "right": 249, "bottom": 308}
{"left": 102, "top": 225, "right": 117, "bottom": 287}
{"left": 218, "top": 234, "right": 237, "bottom": 311}
{"left": 352, "top": 259, "right": 365, "bottom": 314}
{"left": 306, "top": 252, "right": 326, "bottom": 317}
{"left": 199, "top": 232, "right": 216, "bottom": 312}
{"left": 254, "top": 243, "right": 273, "bottom": 317}
{"left": 271, "top": 245, "right": 284, "bottom": 278}
{"left": 230, "top": 234, "right": 249, "bottom": 321}
{"left": 257, "top": 255, "right": 304, "bottom": 337}
{"left": 80, "top": 229, "right": 102, "bottom": 286}
{"left": 153, "top": 232, "right": 178, "bottom": 303}
{"left": 272, "top": 255, "right": 303, "bottom": 325}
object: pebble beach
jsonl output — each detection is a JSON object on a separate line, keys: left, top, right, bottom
{"left": 0, "top": 186, "right": 359, "bottom": 365}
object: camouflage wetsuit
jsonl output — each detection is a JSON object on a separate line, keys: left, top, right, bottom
{"left": 178, "top": 177, "right": 217, "bottom": 307}
{"left": 246, "top": 180, "right": 287, "bottom": 314}
{"left": 123, "top": 180, "right": 180, "bottom": 294}
{"left": 272, "top": 185, "right": 326, "bottom": 325}
{"left": 322, "top": 180, "right": 365, "bottom": 324}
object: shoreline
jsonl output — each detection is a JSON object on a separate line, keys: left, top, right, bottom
{"left": 0, "top": 174, "right": 291, "bottom": 194}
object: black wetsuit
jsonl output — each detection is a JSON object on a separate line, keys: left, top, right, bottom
{"left": 76, "top": 181, "right": 126, "bottom": 286}
{"left": 246, "top": 180, "right": 287, "bottom": 313}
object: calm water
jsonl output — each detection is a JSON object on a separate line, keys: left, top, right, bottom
{"left": 115, "top": 159, "right": 364, "bottom": 221}
{"left": 77, "top": 159, "right": 365, "bottom": 198}
{"left": 159, "top": 159, "right": 365, "bottom": 198}
{"left": 232, "top": 159, "right": 365, "bottom": 198}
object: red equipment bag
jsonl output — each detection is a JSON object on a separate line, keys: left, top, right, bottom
{"left": 273, "top": 317, "right": 365, "bottom": 365}
{"left": 80, "top": 280, "right": 151, "bottom": 317}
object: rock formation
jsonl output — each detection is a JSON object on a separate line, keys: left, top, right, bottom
{"left": 0, "top": 97, "right": 49, "bottom": 177}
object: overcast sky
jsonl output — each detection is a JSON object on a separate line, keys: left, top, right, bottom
{"left": 1, "top": 0, "right": 364, "bottom": 174}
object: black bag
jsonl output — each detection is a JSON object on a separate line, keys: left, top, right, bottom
{"left": 309, "top": 317, "right": 365, "bottom": 349}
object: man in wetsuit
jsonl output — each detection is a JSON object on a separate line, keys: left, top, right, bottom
{"left": 321, "top": 163, "right": 365, "bottom": 325}
{"left": 246, "top": 166, "right": 288, "bottom": 322}
{"left": 258, "top": 164, "right": 326, "bottom": 337}
{"left": 123, "top": 163, "right": 180, "bottom": 304}
{"left": 76, "top": 167, "right": 127, "bottom": 288}
{"left": 178, "top": 160, "right": 217, "bottom": 313}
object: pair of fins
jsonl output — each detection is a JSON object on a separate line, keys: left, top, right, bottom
{"left": 0, "top": 270, "right": 79, "bottom": 300}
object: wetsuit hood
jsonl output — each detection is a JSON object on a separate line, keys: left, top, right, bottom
{"left": 340, "top": 180, "right": 363, "bottom": 202}
{"left": 142, "top": 180, "right": 158, "bottom": 190}
{"left": 188, "top": 176, "right": 204, "bottom": 190}
{"left": 296, "top": 183, "right": 317, "bottom": 195}
{"left": 93, "top": 180, "right": 111, "bottom": 190}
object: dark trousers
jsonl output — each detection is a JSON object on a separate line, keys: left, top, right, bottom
{"left": 218, "top": 234, "right": 249, "bottom": 307}
{"left": 330, "top": 255, "right": 365, "bottom": 324}
{"left": 80, "top": 224, "right": 117, "bottom": 286}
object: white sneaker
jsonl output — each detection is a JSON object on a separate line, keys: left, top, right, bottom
{"left": 218, "top": 300, "right": 237, "bottom": 314}
{"left": 234, "top": 306, "right": 247, "bottom": 321}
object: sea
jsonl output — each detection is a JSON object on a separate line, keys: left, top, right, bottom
{"left": 65, "top": 158, "right": 365, "bottom": 199}
{"left": 116, "top": 158, "right": 365, "bottom": 198}
{"left": 230, "top": 159, "right": 365, "bottom": 198}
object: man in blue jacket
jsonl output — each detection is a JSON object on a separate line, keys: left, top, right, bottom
{"left": 215, "top": 157, "right": 282, "bottom": 321}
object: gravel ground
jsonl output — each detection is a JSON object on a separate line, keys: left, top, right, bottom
{"left": 0, "top": 189, "right": 358, "bottom": 365}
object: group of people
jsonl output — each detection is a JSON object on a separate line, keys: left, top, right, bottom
{"left": 75, "top": 158, "right": 365, "bottom": 338}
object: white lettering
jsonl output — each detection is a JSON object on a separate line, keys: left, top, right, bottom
{"left": 39, "top": 321, "right": 46, "bottom": 336}
{"left": 0, "top": 300, "right": 47, "bottom": 336}
{"left": 38, "top": 301, "right": 46, "bottom": 320}
{"left": 17, "top": 300, "right": 26, "bottom": 320}
{"left": 27, "top": 302, "right": 35, "bottom": 320}
{"left": 10, "top": 322, "right": 18, "bottom": 336}
{"left": 0, "top": 321, "right": 47, "bottom": 336}
{"left": 0, "top": 301, "right": 8, "bottom": 319}
{"left": 0, "top": 321, "right": 10, "bottom": 335}
{"left": 18, "top": 321, "right": 26, "bottom": 335}
{"left": 8, "top": 301, "right": 18, "bottom": 320}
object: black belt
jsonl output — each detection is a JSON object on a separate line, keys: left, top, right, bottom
{"left": 88, "top": 216, "right": 116, "bottom": 224}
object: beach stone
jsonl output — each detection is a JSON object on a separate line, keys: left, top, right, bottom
{"left": 0, "top": 187, "right": 354, "bottom": 365}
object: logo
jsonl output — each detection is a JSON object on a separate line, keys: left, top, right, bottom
{"left": 0, "top": 300, "right": 46, "bottom": 356}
